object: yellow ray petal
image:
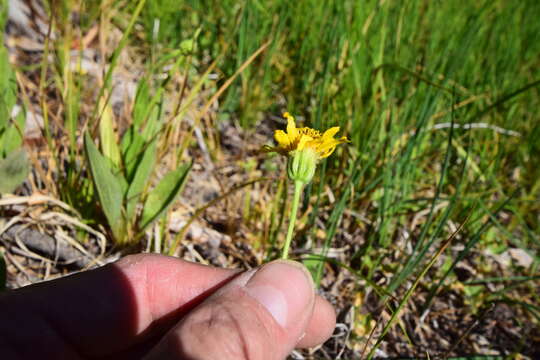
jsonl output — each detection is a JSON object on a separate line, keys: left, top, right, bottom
{"left": 322, "top": 126, "right": 340, "bottom": 140}
{"left": 316, "top": 138, "right": 347, "bottom": 158}
{"left": 315, "top": 142, "right": 335, "bottom": 157}
{"left": 266, "top": 112, "right": 348, "bottom": 159}
{"left": 297, "top": 134, "right": 313, "bottom": 151}
{"left": 319, "top": 146, "right": 336, "bottom": 158}
{"left": 285, "top": 113, "right": 298, "bottom": 140}
{"left": 274, "top": 130, "right": 291, "bottom": 147}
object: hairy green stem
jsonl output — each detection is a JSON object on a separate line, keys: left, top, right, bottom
{"left": 282, "top": 180, "right": 304, "bottom": 259}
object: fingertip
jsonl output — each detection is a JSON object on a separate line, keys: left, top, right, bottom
{"left": 297, "top": 295, "right": 336, "bottom": 348}
{"left": 244, "top": 260, "right": 315, "bottom": 331}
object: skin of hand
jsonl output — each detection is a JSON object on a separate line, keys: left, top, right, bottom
{"left": 0, "top": 254, "right": 336, "bottom": 360}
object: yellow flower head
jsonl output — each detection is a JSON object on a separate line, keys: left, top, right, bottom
{"left": 263, "top": 112, "right": 348, "bottom": 159}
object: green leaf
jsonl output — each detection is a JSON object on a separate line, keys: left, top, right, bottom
{"left": 140, "top": 162, "right": 191, "bottom": 230}
{"left": 143, "top": 104, "right": 162, "bottom": 140}
{"left": 0, "top": 40, "right": 22, "bottom": 158}
{"left": 98, "top": 99, "right": 121, "bottom": 168}
{"left": 132, "top": 79, "right": 151, "bottom": 127}
{"left": 0, "top": 0, "right": 7, "bottom": 32}
{"left": 0, "top": 149, "right": 29, "bottom": 194}
{"left": 303, "top": 255, "right": 321, "bottom": 281}
{"left": 120, "top": 125, "right": 133, "bottom": 155}
{"left": 1, "top": 110, "right": 25, "bottom": 156}
{"left": 132, "top": 78, "right": 164, "bottom": 141}
{"left": 115, "top": 170, "right": 129, "bottom": 197}
{"left": 121, "top": 128, "right": 146, "bottom": 181}
{"left": 84, "top": 133, "right": 124, "bottom": 240}
{"left": 0, "top": 45, "right": 16, "bottom": 132}
{"left": 126, "top": 139, "right": 157, "bottom": 222}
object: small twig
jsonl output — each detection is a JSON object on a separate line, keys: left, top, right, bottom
{"left": 185, "top": 243, "right": 208, "bottom": 265}
{"left": 10, "top": 246, "right": 54, "bottom": 264}
{"left": 0, "top": 194, "right": 77, "bottom": 214}
{"left": 40, "top": 212, "right": 107, "bottom": 257}
{"left": 2, "top": 224, "right": 90, "bottom": 268}
{"left": 335, "top": 319, "right": 352, "bottom": 359}
{"left": 430, "top": 122, "right": 521, "bottom": 137}
{"left": 3, "top": 251, "right": 35, "bottom": 285}
{"left": 409, "top": 122, "right": 521, "bottom": 137}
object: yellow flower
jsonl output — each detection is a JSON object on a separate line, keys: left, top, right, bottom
{"left": 264, "top": 112, "right": 348, "bottom": 184}
{"left": 264, "top": 112, "right": 348, "bottom": 159}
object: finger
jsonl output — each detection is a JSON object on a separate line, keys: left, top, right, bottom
{"left": 145, "top": 260, "right": 335, "bottom": 360}
{"left": 297, "top": 295, "right": 336, "bottom": 348}
{"left": 0, "top": 254, "right": 239, "bottom": 358}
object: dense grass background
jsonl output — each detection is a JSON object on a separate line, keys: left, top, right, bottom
{"left": 2, "top": 0, "right": 539, "bottom": 357}
{"left": 158, "top": 0, "right": 540, "bottom": 304}
{"left": 136, "top": 0, "right": 540, "bottom": 355}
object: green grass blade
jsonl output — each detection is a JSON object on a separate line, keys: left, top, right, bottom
{"left": 366, "top": 220, "right": 465, "bottom": 359}
{"left": 422, "top": 190, "right": 518, "bottom": 314}
{"left": 388, "top": 98, "right": 458, "bottom": 292}
{"left": 91, "top": 0, "right": 147, "bottom": 122}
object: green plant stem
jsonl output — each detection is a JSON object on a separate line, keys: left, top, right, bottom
{"left": 282, "top": 180, "right": 304, "bottom": 259}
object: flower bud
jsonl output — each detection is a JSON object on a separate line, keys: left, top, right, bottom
{"left": 287, "top": 147, "right": 318, "bottom": 185}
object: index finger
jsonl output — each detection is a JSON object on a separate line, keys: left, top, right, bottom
{"left": 0, "top": 254, "right": 239, "bottom": 358}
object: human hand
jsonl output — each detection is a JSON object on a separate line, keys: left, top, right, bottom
{"left": 0, "top": 254, "right": 336, "bottom": 359}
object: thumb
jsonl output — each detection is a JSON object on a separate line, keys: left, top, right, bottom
{"left": 145, "top": 260, "right": 315, "bottom": 360}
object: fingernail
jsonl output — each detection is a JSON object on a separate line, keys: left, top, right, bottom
{"left": 244, "top": 260, "right": 314, "bottom": 328}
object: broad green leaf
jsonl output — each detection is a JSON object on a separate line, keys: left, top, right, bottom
{"left": 120, "top": 125, "right": 135, "bottom": 156}
{"left": 65, "top": 78, "right": 81, "bottom": 153}
{"left": 140, "top": 162, "right": 191, "bottom": 230}
{"left": 1, "top": 110, "right": 25, "bottom": 156}
{"left": 126, "top": 139, "right": 157, "bottom": 222}
{"left": 143, "top": 103, "right": 162, "bottom": 140}
{"left": 84, "top": 133, "right": 124, "bottom": 240}
{"left": 115, "top": 170, "right": 129, "bottom": 197}
{"left": 0, "top": 39, "right": 19, "bottom": 157}
{"left": 0, "top": 0, "right": 6, "bottom": 31}
{"left": 98, "top": 98, "right": 121, "bottom": 168}
{"left": 132, "top": 79, "right": 151, "bottom": 127}
{"left": 0, "top": 44, "right": 17, "bottom": 134}
{"left": 122, "top": 128, "right": 146, "bottom": 181}
{"left": 0, "top": 149, "right": 29, "bottom": 194}
{"left": 133, "top": 78, "right": 164, "bottom": 141}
